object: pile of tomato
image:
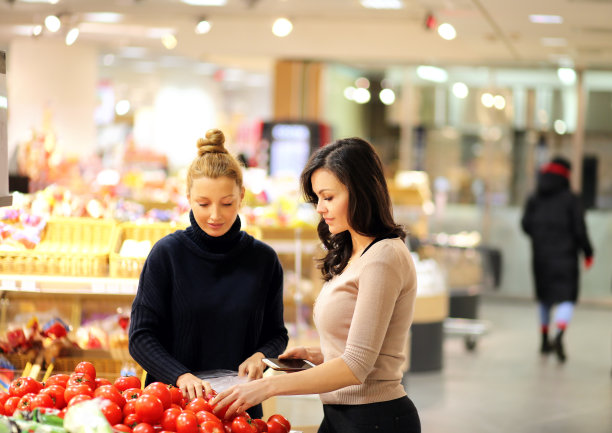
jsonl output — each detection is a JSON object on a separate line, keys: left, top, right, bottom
{"left": 0, "top": 362, "right": 291, "bottom": 433}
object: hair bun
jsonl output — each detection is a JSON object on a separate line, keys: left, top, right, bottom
{"left": 197, "top": 128, "right": 227, "bottom": 156}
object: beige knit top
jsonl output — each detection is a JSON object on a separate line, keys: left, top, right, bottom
{"left": 313, "top": 237, "right": 417, "bottom": 405}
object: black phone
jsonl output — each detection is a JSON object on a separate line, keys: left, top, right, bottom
{"left": 262, "top": 358, "right": 315, "bottom": 371}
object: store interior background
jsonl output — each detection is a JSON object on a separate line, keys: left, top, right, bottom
{"left": 2, "top": 0, "right": 612, "bottom": 394}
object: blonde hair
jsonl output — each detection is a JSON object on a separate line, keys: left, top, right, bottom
{"left": 186, "top": 129, "right": 244, "bottom": 193}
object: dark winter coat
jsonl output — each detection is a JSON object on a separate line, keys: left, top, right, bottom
{"left": 521, "top": 172, "right": 593, "bottom": 303}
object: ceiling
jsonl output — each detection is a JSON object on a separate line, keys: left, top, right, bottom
{"left": 0, "top": 0, "right": 612, "bottom": 74}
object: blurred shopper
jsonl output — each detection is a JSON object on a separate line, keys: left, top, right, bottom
{"left": 521, "top": 156, "right": 594, "bottom": 363}
{"left": 212, "top": 137, "right": 421, "bottom": 432}
{"left": 129, "top": 129, "right": 288, "bottom": 418}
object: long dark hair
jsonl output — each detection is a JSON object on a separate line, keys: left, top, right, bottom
{"left": 300, "top": 137, "right": 406, "bottom": 281}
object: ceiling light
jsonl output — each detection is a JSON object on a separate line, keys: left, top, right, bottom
{"left": 452, "top": 82, "right": 469, "bottom": 99}
{"left": 65, "top": 27, "right": 79, "bottom": 46}
{"left": 529, "top": 14, "right": 563, "bottom": 24}
{"left": 554, "top": 119, "right": 567, "bottom": 135}
{"left": 195, "top": 19, "right": 211, "bottom": 34}
{"left": 161, "top": 34, "right": 178, "bottom": 50}
{"left": 180, "top": 0, "right": 227, "bottom": 5}
{"left": 416, "top": 65, "right": 448, "bottom": 83}
{"left": 541, "top": 37, "right": 567, "bottom": 47}
{"left": 32, "top": 25, "right": 43, "bottom": 37}
{"left": 272, "top": 18, "right": 293, "bottom": 37}
{"left": 353, "top": 88, "right": 371, "bottom": 104}
{"left": 44, "top": 15, "right": 61, "bottom": 33}
{"left": 115, "top": 100, "right": 131, "bottom": 116}
{"left": 361, "top": 0, "right": 403, "bottom": 9}
{"left": 379, "top": 88, "right": 395, "bottom": 105}
{"left": 344, "top": 86, "right": 356, "bottom": 100}
{"left": 493, "top": 95, "right": 506, "bottom": 110}
{"left": 438, "top": 23, "right": 456, "bottom": 40}
{"left": 481, "top": 93, "right": 494, "bottom": 108}
{"left": 82, "top": 13, "right": 123, "bottom": 24}
{"left": 557, "top": 67, "right": 576, "bottom": 85}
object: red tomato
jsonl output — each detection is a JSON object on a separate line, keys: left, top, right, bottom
{"left": 133, "top": 423, "right": 155, "bottom": 433}
{"left": 123, "top": 413, "right": 140, "bottom": 428}
{"left": 96, "top": 378, "right": 113, "bottom": 388}
{"left": 264, "top": 423, "right": 285, "bottom": 433}
{"left": 31, "top": 393, "right": 54, "bottom": 409}
{"left": 74, "top": 361, "right": 97, "bottom": 380}
{"left": 185, "top": 397, "right": 212, "bottom": 414}
{"left": 210, "top": 401, "right": 230, "bottom": 420}
{"left": 65, "top": 383, "right": 94, "bottom": 404}
{"left": 45, "top": 374, "right": 70, "bottom": 389}
{"left": 134, "top": 394, "right": 164, "bottom": 425}
{"left": 95, "top": 385, "right": 126, "bottom": 408}
{"left": 41, "top": 385, "right": 67, "bottom": 409}
{"left": 0, "top": 391, "right": 10, "bottom": 407}
{"left": 231, "top": 416, "right": 258, "bottom": 433}
{"left": 123, "top": 388, "right": 143, "bottom": 401}
{"left": 67, "top": 372, "right": 95, "bottom": 391}
{"left": 9, "top": 377, "right": 42, "bottom": 398}
{"left": 251, "top": 419, "right": 267, "bottom": 433}
{"left": 176, "top": 411, "right": 199, "bottom": 433}
{"left": 67, "top": 394, "right": 92, "bottom": 407}
{"left": 267, "top": 415, "right": 290, "bottom": 432}
{"left": 17, "top": 393, "right": 37, "bottom": 411}
{"left": 160, "top": 407, "right": 182, "bottom": 431}
{"left": 222, "top": 421, "right": 232, "bottom": 433}
{"left": 4, "top": 396, "right": 20, "bottom": 416}
{"left": 100, "top": 399, "right": 124, "bottom": 426}
{"left": 143, "top": 382, "right": 172, "bottom": 410}
{"left": 113, "top": 424, "right": 133, "bottom": 433}
{"left": 201, "top": 421, "right": 224, "bottom": 433}
{"left": 196, "top": 410, "right": 223, "bottom": 425}
{"left": 0, "top": 404, "right": 4, "bottom": 416}
{"left": 167, "top": 386, "right": 183, "bottom": 406}
{"left": 114, "top": 376, "right": 142, "bottom": 393}
{"left": 123, "top": 400, "right": 137, "bottom": 416}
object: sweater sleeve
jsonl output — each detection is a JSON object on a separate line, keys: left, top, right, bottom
{"left": 570, "top": 195, "right": 594, "bottom": 258}
{"left": 254, "top": 254, "right": 289, "bottom": 358}
{"left": 128, "top": 242, "right": 191, "bottom": 385}
{"left": 341, "top": 252, "right": 405, "bottom": 382}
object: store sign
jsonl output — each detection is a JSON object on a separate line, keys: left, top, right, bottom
{"left": 0, "top": 50, "right": 11, "bottom": 207}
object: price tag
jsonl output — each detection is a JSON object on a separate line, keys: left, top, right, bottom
{"left": 0, "top": 279, "right": 16, "bottom": 290}
{"left": 21, "top": 280, "right": 38, "bottom": 291}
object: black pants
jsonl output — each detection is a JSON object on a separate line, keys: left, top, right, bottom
{"left": 318, "top": 396, "right": 420, "bottom": 433}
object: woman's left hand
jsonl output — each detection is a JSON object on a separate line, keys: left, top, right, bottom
{"left": 210, "top": 379, "right": 270, "bottom": 419}
{"left": 238, "top": 352, "right": 266, "bottom": 380}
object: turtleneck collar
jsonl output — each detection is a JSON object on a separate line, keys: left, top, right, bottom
{"left": 186, "top": 210, "right": 243, "bottom": 254}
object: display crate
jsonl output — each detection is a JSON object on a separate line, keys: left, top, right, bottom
{"left": 110, "top": 221, "right": 184, "bottom": 278}
{"left": 0, "top": 217, "right": 116, "bottom": 277}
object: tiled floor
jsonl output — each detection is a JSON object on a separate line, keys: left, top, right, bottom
{"left": 405, "top": 295, "right": 612, "bottom": 433}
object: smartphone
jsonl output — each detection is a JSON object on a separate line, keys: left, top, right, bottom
{"left": 262, "top": 358, "right": 316, "bottom": 371}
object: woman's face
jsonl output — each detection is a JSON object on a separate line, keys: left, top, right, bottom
{"left": 311, "top": 168, "right": 350, "bottom": 234}
{"left": 188, "top": 176, "right": 244, "bottom": 237}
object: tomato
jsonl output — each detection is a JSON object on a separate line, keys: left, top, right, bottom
{"left": 123, "top": 400, "right": 137, "bottom": 416}
{"left": 31, "top": 393, "right": 54, "bottom": 409}
{"left": 267, "top": 415, "right": 290, "bottom": 432}
{"left": 185, "top": 397, "right": 212, "bottom": 414}
{"left": 210, "top": 401, "right": 230, "bottom": 420}
{"left": 196, "top": 410, "right": 222, "bottom": 425}
{"left": 45, "top": 374, "right": 70, "bottom": 389}
{"left": 231, "top": 416, "right": 258, "bottom": 433}
{"left": 143, "top": 382, "right": 172, "bottom": 410}
{"left": 123, "top": 413, "right": 140, "bottom": 428}
{"left": 17, "top": 393, "right": 37, "bottom": 411}
{"left": 114, "top": 376, "right": 142, "bottom": 393}
{"left": 222, "top": 421, "right": 232, "bottom": 433}
{"left": 201, "top": 421, "right": 224, "bottom": 433}
{"left": 68, "top": 372, "right": 95, "bottom": 391}
{"left": 67, "top": 394, "right": 92, "bottom": 407}
{"left": 160, "top": 407, "right": 182, "bottom": 431}
{"left": 133, "top": 423, "right": 155, "bottom": 433}
{"left": 251, "top": 419, "right": 267, "bottom": 433}
{"left": 0, "top": 391, "right": 10, "bottom": 407}
{"left": 96, "top": 378, "right": 113, "bottom": 388}
{"left": 123, "top": 388, "right": 143, "bottom": 401}
{"left": 9, "top": 377, "right": 43, "bottom": 398}
{"left": 95, "top": 385, "right": 126, "bottom": 408}
{"left": 100, "top": 399, "right": 124, "bottom": 426}
{"left": 74, "top": 361, "right": 97, "bottom": 380}
{"left": 167, "top": 386, "right": 183, "bottom": 406}
{"left": 113, "top": 424, "right": 133, "bottom": 433}
{"left": 41, "top": 385, "right": 67, "bottom": 409}
{"left": 134, "top": 394, "right": 164, "bottom": 425}
{"left": 176, "top": 411, "right": 199, "bottom": 433}
{"left": 65, "top": 383, "right": 94, "bottom": 404}
{"left": 4, "top": 396, "right": 20, "bottom": 416}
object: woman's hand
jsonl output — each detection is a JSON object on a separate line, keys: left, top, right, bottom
{"left": 238, "top": 352, "right": 266, "bottom": 380}
{"left": 280, "top": 346, "right": 323, "bottom": 365}
{"left": 176, "top": 373, "right": 212, "bottom": 401}
{"left": 210, "top": 379, "right": 270, "bottom": 420}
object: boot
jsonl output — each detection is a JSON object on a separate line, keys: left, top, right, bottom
{"left": 540, "top": 332, "right": 552, "bottom": 354}
{"left": 554, "top": 330, "right": 566, "bottom": 363}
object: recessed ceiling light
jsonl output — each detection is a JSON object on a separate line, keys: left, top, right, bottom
{"left": 180, "top": 0, "right": 227, "bottom": 5}
{"left": 195, "top": 19, "right": 211, "bottom": 34}
{"left": 529, "top": 14, "right": 563, "bottom": 24}
{"left": 438, "top": 23, "right": 456, "bottom": 40}
{"left": 272, "top": 18, "right": 293, "bottom": 37}
{"left": 44, "top": 15, "right": 61, "bottom": 33}
{"left": 360, "top": 0, "right": 403, "bottom": 9}
{"left": 82, "top": 13, "right": 123, "bottom": 24}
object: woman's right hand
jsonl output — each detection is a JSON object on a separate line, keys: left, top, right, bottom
{"left": 279, "top": 346, "right": 324, "bottom": 365}
{"left": 177, "top": 373, "right": 213, "bottom": 401}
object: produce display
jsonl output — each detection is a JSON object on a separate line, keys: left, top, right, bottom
{"left": 1, "top": 362, "right": 293, "bottom": 433}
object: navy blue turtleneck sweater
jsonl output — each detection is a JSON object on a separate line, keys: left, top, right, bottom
{"left": 129, "top": 213, "right": 288, "bottom": 389}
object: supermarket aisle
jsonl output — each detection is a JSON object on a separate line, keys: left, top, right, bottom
{"left": 405, "top": 296, "right": 612, "bottom": 433}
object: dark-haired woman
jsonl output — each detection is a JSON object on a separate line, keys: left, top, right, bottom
{"left": 212, "top": 137, "right": 421, "bottom": 432}
{"left": 129, "top": 129, "right": 288, "bottom": 418}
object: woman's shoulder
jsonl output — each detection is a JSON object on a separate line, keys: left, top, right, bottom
{"left": 364, "top": 237, "right": 411, "bottom": 263}
{"left": 247, "top": 235, "right": 279, "bottom": 258}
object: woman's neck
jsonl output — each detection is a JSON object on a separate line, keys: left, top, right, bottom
{"left": 349, "top": 230, "right": 376, "bottom": 259}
